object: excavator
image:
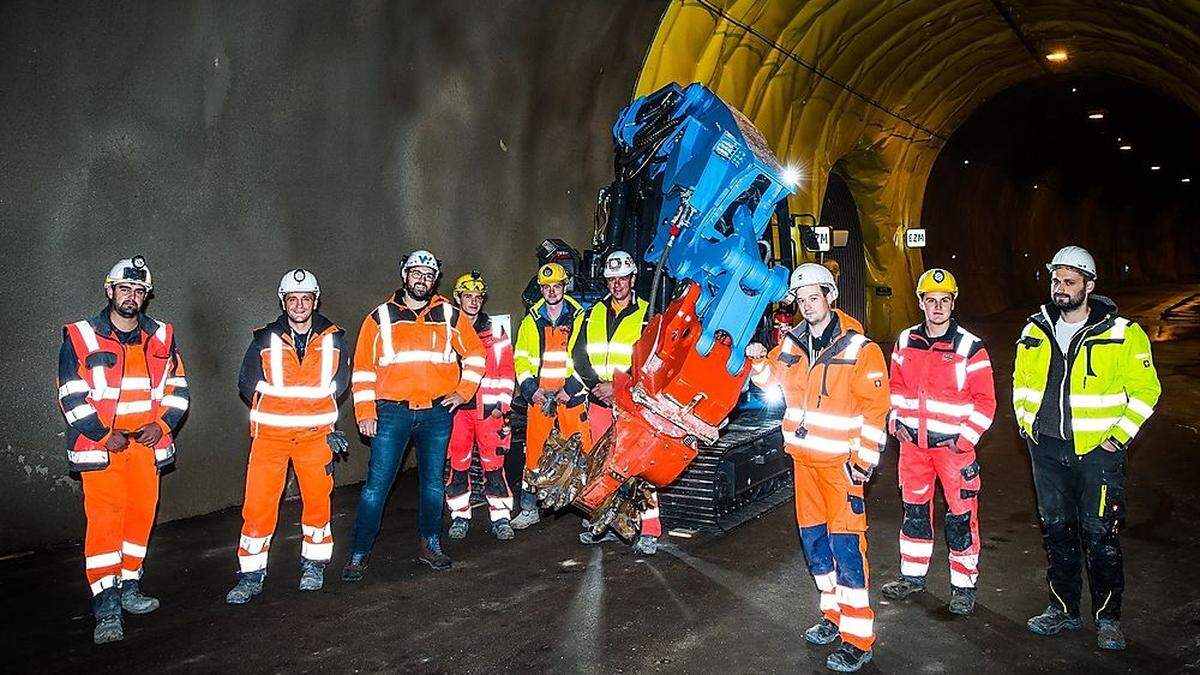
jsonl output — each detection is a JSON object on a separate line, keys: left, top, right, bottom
{"left": 524, "top": 82, "right": 802, "bottom": 538}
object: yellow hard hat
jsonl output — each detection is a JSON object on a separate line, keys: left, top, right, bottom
{"left": 916, "top": 268, "right": 959, "bottom": 298}
{"left": 454, "top": 270, "right": 488, "bottom": 299}
{"left": 537, "top": 262, "right": 568, "bottom": 285}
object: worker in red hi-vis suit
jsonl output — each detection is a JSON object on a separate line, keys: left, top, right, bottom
{"left": 444, "top": 271, "right": 518, "bottom": 541}
{"left": 881, "top": 268, "right": 996, "bottom": 617}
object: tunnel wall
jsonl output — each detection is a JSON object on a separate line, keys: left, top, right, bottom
{"left": 0, "top": 0, "right": 666, "bottom": 552}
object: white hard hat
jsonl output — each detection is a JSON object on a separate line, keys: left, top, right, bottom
{"left": 278, "top": 268, "right": 320, "bottom": 301}
{"left": 603, "top": 250, "right": 637, "bottom": 279}
{"left": 402, "top": 249, "right": 440, "bottom": 275}
{"left": 1046, "top": 245, "right": 1097, "bottom": 279}
{"left": 104, "top": 255, "right": 153, "bottom": 290}
{"left": 788, "top": 262, "right": 838, "bottom": 302}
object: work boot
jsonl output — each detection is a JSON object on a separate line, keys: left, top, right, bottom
{"left": 510, "top": 492, "right": 541, "bottom": 530}
{"left": 341, "top": 553, "right": 369, "bottom": 583}
{"left": 492, "top": 518, "right": 515, "bottom": 541}
{"left": 92, "top": 587, "right": 123, "bottom": 645}
{"left": 804, "top": 617, "right": 840, "bottom": 645}
{"left": 298, "top": 560, "right": 325, "bottom": 591}
{"left": 579, "top": 530, "right": 619, "bottom": 545}
{"left": 949, "top": 587, "right": 977, "bottom": 615}
{"left": 1096, "top": 619, "right": 1127, "bottom": 650}
{"left": 120, "top": 580, "right": 160, "bottom": 614}
{"left": 418, "top": 536, "right": 452, "bottom": 571}
{"left": 880, "top": 575, "right": 926, "bottom": 601}
{"left": 1027, "top": 605, "right": 1082, "bottom": 636}
{"left": 225, "top": 571, "right": 265, "bottom": 605}
{"left": 448, "top": 518, "right": 470, "bottom": 540}
{"left": 826, "top": 642, "right": 872, "bottom": 673}
{"left": 632, "top": 535, "right": 659, "bottom": 556}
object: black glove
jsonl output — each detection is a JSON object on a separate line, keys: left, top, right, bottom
{"left": 327, "top": 430, "right": 350, "bottom": 458}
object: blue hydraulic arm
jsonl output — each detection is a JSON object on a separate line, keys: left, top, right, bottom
{"left": 613, "top": 82, "right": 794, "bottom": 375}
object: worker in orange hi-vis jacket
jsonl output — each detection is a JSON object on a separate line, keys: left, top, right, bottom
{"left": 225, "top": 269, "right": 351, "bottom": 605}
{"left": 56, "top": 256, "right": 189, "bottom": 645}
{"left": 747, "top": 263, "right": 889, "bottom": 674}
{"left": 343, "top": 250, "right": 486, "bottom": 579}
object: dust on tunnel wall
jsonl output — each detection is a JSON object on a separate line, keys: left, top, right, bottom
{"left": 0, "top": 0, "right": 668, "bottom": 552}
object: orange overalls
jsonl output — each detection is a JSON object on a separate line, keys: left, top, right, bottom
{"left": 514, "top": 297, "right": 591, "bottom": 480}
{"left": 235, "top": 314, "right": 350, "bottom": 573}
{"left": 57, "top": 311, "right": 189, "bottom": 595}
{"left": 750, "top": 309, "right": 889, "bottom": 651}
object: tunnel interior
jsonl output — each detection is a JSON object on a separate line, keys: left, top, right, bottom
{"left": 922, "top": 74, "right": 1200, "bottom": 317}
{"left": 819, "top": 171, "right": 867, "bottom": 323}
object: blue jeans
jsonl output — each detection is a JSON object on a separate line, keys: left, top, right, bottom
{"left": 351, "top": 401, "right": 452, "bottom": 554}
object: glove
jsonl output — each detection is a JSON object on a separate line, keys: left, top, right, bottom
{"left": 847, "top": 461, "right": 874, "bottom": 485}
{"left": 327, "top": 431, "right": 350, "bottom": 457}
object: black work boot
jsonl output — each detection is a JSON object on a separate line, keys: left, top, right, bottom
{"left": 949, "top": 587, "right": 977, "bottom": 615}
{"left": 881, "top": 575, "right": 926, "bottom": 601}
{"left": 120, "top": 580, "right": 160, "bottom": 614}
{"left": 1027, "top": 604, "right": 1082, "bottom": 636}
{"left": 1096, "top": 619, "right": 1126, "bottom": 650}
{"left": 418, "top": 536, "right": 452, "bottom": 571}
{"left": 92, "top": 587, "right": 124, "bottom": 645}
{"left": 804, "top": 617, "right": 840, "bottom": 645}
{"left": 826, "top": 642, "right": 872, "bottom": 672}
{"left": 448, "top": 518, "right": 470, "bottom": 540}
{"left": 341, "top": 553, "right": 369, "bottom": 582}
{"left": 492, "top": 518, "right": 515, "bottom": 541}
{"left": 225, "top": 571, "right": 265, "bottom": 604}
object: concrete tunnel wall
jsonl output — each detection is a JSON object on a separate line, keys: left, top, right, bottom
{"left": 0, "top": 0, "right": 668, "bottom": 552}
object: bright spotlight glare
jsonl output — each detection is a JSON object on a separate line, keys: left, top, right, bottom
{"left": 781, "top": 165, "right": 803, "bottom": 187}
{"left": 765, "top": 386, "right": 785, "bottom": 405}
{"left": 1046, "top": 50, "right": 1069, "bottom": 62}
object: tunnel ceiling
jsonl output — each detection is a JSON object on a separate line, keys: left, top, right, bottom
{"left": 635, "top": 0, "right": 1200, "bottom": 336}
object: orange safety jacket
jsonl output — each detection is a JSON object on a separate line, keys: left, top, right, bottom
{"left": 238, "top": 313, "right": 351, "bottom": 439}
{"left": 57, "top": 309, "right": 189, "bottom": 472}
{"left": 750, "top": 309, "right": 890, "bottom": 468}
{"left": 352, "top": 293, "right": 485, "bottom": 419}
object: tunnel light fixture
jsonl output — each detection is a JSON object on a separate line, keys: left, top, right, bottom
{"left": 962, "top": 159, "right": 970, "bottom": 165}
{"left": 950, "top": 254, "right": 958, "bottom": 260}
{"left": 1150, "top": 165, "right": 1162, "bottom": 171}
{"left": 1071, "top": 87, "right": 1078, "bottom": 93}
{"left": 1033, "top": 184, "right": 1039, "bottom": 190}
{"left": 1118, "top": 144, "right": 1133, "bottom": 151}
{"left": 780, "top": 165, "right": 803, "bottom": 187}
{"left": 1087, "top": 111, "right": 1105, "bottom": 120}
{"left": 1045, "top": 50, "right": 1069, "bottom": 63}
{"left": 1182, "top": 178, "right": 1192, "bottom": 184}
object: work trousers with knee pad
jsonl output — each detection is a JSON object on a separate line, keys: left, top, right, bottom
{"left": 1029, "top": 434, "right": 1126, "bottom": 621}
{"left": 897, "top": 441, "right": 981, "bottom": 588}
{"left": 794, "top": 457, "right": 874, "bottom": 651}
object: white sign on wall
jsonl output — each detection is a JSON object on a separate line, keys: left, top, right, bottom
{"left": 905, "top": 228, "right": 927, "bottom": 248}
{"left": 808, "top": 225, "right": 832, "bottom": 252}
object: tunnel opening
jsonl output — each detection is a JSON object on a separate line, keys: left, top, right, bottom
{"left": 819, "top": 171, "right": 867, "bottom": 323}
{"left": 922, "top": 74, "right": 1200, "bottom": 318}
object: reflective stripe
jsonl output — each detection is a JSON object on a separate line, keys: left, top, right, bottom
{"left": 950, "top": 569, "right": 977, "bottom": 588}
{"left": 86, "top": 551, "right": 122, "bottom": 569}
{"left": 949, "top": 552, "right": 979, "bottom": 569}
{"left": 154, "top": 446, "right": 174, "bottom": 463}
{"left": 925, "top": 418, "right": 962, "bottom": 434}
{"left": 1071, "top": 393, "right": 1128, "bottom": 408}
{"left": 891, "top": 353, "right": 904, "bottom": 365}
{"left": 301, "top": 541, "right": 333, "bottom": 561}
{"left": 255, "top": 381, "right": 336, "bottom": 399}
{"left": 966, "top": 360, "right": 991, "bottom": 373}
{"left": 239, "top": 533, "right": 272, "bottom": 554}
{"left": 161, "top": 395, "right": 189, "bottom": 410}
{"left": 925, "top": 399, "right": 974, "bottom": 416}
{"left": 64, "top": 403, "right": 98, "bottom": 424}
{"left": 857, "top": 448, "right": 881, "bottom": 465}
{"left": 269, "top": 333, "right": 285, "bottom": 387}
{"left": 352, "top": 371, "right": 377, "bottom": 383}
{"left": 481, "top": 393, "right": 513, "bottom": 405}
{"left": 813, "top": 570, "right": 836, "bottom": 592}
{"left": 376, "top": 303, "right": 395, "bottom": 363}
{"left": 542, "top": 351, "right": 569, "bottom": 360}
{"left": 90, "top": 574, "right": 119, "bottom": 595}
{"left": 789, "top": 409, "right": 862, "bottom": 431}
{"left": 890, "top": 394, "right": 918, "bottom": 409}
{"left": 68, "top": 449, "right": 107, "bottom": 465}
{"left": 460, "top": 370, "right": 483, "bottom": 383}
{"left": 838, "top": 614, "right": 874, "bottom": 638}
{"left": 820, "top": 592, "right": 840, "bottom": 612}
{"left": 166, "top": 377, "right": 188, "bottom": 387}
{"left": 860, "top": 424, "right": 886, "bottom": 445}
{"left": 960, "top": 426, "right": 981, "bottom": 444}
{"left": 787, "top": 434, "right": 851, "bottom": 454}
{"left": 900, "top": 560, "right": 929, "bottom": 576}
{"left": 1071, "top": 417, "right": 1122, "bottom": 432}
{"left": 1125, "top": 397, "right": 1154, "bottom": 418}
{"left": 121, "top": 568, "right": 143, "bottom": 581}
{"left": 115, "top": 400, "right": 153, "bottom": 415}
{"left": 353, "top": 390, "right": 376, "bottom": 403}
{"left": 866, "top": 371, "right": 884, "bottom": 379}
{"left": 123, "top": 541, "right": 148, "bottom": 558}
{"left": 238, "top": 551, "right": 269, "bottom": 572}
{"left": 302, "top": 523, "right": 332, "bottom": 543}
{"left": 899, "top": 538, "right": 934, "bottom": 557}
{"left": 1117, "top": 417, "right": 1140, "bottom": 436}
{"left": 383, "top": 350, "right": 454, "bottom": 365}
{"left": 59, "top": 379, "right": 91, "bottom": 398}
{"left": 249, "top": 410, "right": 339, "bottom": 427}
{"left": 1013, "top": 387, "right": 1042, "bottom": 402}
{"left": 967, "top": 411, "right": 993, "bottom": 428}
{"left": 75, "top": 320, "right": 100, "bottom": 351}
{"left": 319, "top": 333, "right": 335, "bottom": 390}
{"left": 121, "top": 377, "right": 152, "bottom": 390}
{"left": 462, "top": 356, "right": 486, "bottom": 368}
{"left": 837, "top": 586, "right": 870, "bottom": 608}
{"left": 894, "top": 415, "right": 919, "bottom": 428}
{"left": 842, "top": 334, "right": 868, "bottom": 360}
{"left": 539, "top": 367, "right": 568, "bottom": 379}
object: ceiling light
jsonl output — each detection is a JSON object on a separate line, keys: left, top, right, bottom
{"left": 1046, "top": 50, "right": 1069, "bottom": 62}
{"left": 1150, "top": 165, "right": 1162, "bottom": 171}
{"left": 1087, "top": 111, "right": 1105, "bottom": 120}
{"left": 962, "top": 159, "right": 970, "bottom": 165}
{"left": 1183, "top": 178, "right": 1192, "bottom": 184}
{"left": 1118, "top": 145, "right": 1132, "bottom": 151}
